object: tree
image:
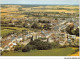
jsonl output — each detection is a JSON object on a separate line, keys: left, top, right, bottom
{"left": 66, "top": 27, "right": 79, "bottom": 36}
{"left": 75, "top": 28, "right": 79, "bottom": 36}
{"left": 14, "top": 44, "right": 24, "bottom": 51}
{"left": 22, "top": 45, "right": 34, "bottom": 52}
{"left": 71, "top": 29, "right": 76, "bottom": 35}
{"left": 51, "top": 42, "right": 61, "bottom": 48}
{"left": 66, "top": 25, "right": 74, "bottom": 35}
{"left": 29, "top": 39, "right": 52, "bottom": 50}
{"left": 31, "top": 23, "right": 38, "bottom": 28}
{"left": 43, "top": 24, "right": 52, "bottom": 30}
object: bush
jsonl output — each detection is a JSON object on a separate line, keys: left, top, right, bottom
{"left": 22, "top": 39, "right": 53, "bottom": 52}
{"left": 29, "top": 39, "right": 52, "bottom": 50}
{"left": 66, "top": 26, "right": 79, "bottom": 36}
{"left": 1, "top": 50, "right": 9, "bottom": 55}
{"left": 75, "top": 28, "right": 79, "bottom": 36}
{"left": 36, "top": 42, "right": 52, "bottom": 50}
{"left": 31, "top": 23, "right": 38, "bottom": 28}
{"left": 51, "top": 42, "right": 61, "bottom": 48}
{"left": 14, "top": 46, "right": 20, "bottom": 51}
{"left": 75, "top": 49, "right": 79, "bottom": 52}
{"left": 22, "top": 45, "right": 33, "bottom": 52}
{"left": 59, "top": 45, "right": 68, "bottom": 48}
{"left": 3, "top": 50, "right": 9, "bottom": 52}
{"left": 29, "top": 39, "right": 41, "bottom": 45}
{"left": 14, "top": 44, "right": 24, "bottom": 51}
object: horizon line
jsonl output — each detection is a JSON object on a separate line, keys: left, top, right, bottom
{"left": 1, "top": 4, "right": 79, "bottom": 5}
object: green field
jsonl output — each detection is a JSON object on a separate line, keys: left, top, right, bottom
{"left": 1, "top": 29, "right": 15, "bottom": 37}
{"left": 2, "top": 48, "right": 75, "bottom": 56}
{"left": 1, "top": 27, "right": 26, "bottom": 31}
{"left": 1, "top": 27, "right": 27, "bottom": 37}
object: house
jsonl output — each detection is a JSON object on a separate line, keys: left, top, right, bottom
{"left": 4, "top": 46, "right": 10, "bottom": 50}
{"left": 67, "top": 39, "right": 72, "bottom": 42}
{"left": 68, "top": 34, "right": 76, "bottom": 39}
{"left": 59, "top": 41, "right": 64, "bottom": 46}
{"left": 16, "top": 37, "right": 23, "bottom": 43}
{"left": 0, "top": 47, "right": 3, "bottom": 51}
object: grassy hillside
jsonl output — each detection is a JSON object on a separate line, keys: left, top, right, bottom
{"left": 2, "top": 47, "right": 76, "bottom": 56}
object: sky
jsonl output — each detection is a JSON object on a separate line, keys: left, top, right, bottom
{"left": 0, "top": 0, "right": 79, "bottom": 5}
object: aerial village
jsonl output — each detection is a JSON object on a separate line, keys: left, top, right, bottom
{"left": 0, "top": 5, "right": 79, "bottom": 56}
